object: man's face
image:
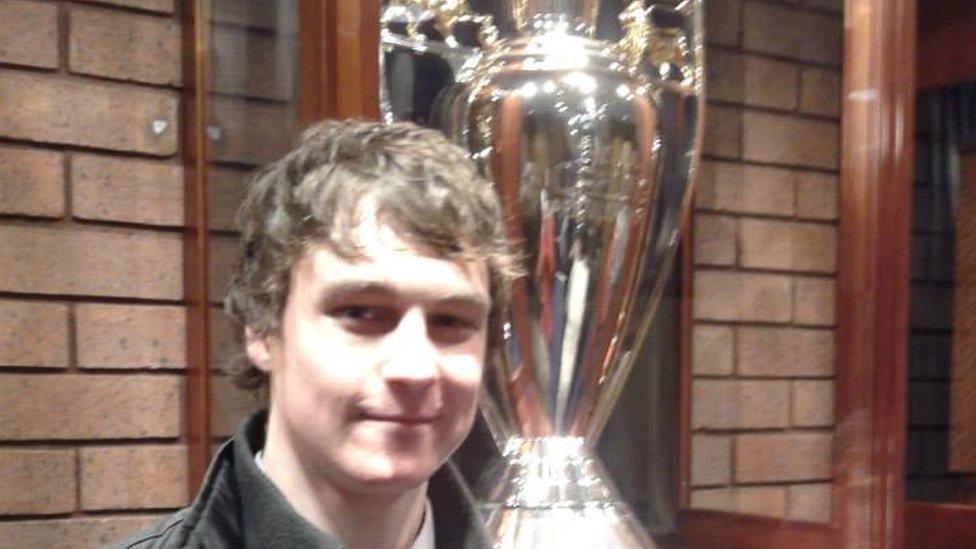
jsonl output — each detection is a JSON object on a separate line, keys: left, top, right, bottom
{"left": 253, "top": 216, "right": 490, "bottom": 494}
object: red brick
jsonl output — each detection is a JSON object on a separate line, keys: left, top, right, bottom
{"left": 210, "top": 167, "right": 248, "bottom": 232}
{"left": 787, "top": 483, "right": 831, "bottom": 522}
{"left": 72, "top": 154, "right": 183, "bottom": 226}
{"left": 0, "top": 225, "right": 181, "bottom": 299}
{"left": 80, "top": 445, "right": 188, "bottom": 510}
{"left": 796, "top": 171, "right": 838, "bottom": 220}
{"left": 210, "top": 310, "right": 240, "bottom": 372}
{"left": 791, "top": 380, "right": 834, "bottom": 427}
{"left": 695, "top": 161, "right": 795, "bottom": 216}
{"left": 0, "top": 0, "right": 58, "bottom": 69}
{"left": 743, "top": 112, "right": 839, "bottom": 170}
{"left": 692, "top": 324, "right": 734, "bottom": 376}
{"left": 74, "top": 0, "right": 172, "bottom": 12}
{"left": 795, "top": 276, "right": 835, "bottom": 325}
{"left": 212, "top": 25, "right": 295, "bottom": 101}
{"left": 705, "top": 0, "right": 740, "bottom": 47}
{"left": 0, "top": 374, "right": 182, "bottom": 439}
{"left": 694, "top": 214, "right": 736, "bottom": 266}
{"left": 792, "top": 223, "right": 836, "bottom": 273}
{"left": 211, "top": 374, "right": 263, "bottom": 437}
{"left": 691, "top": 486, "right": 787, "bottom": 517}
{"left": 800, "top": 68, "right": 841, "bottom": 118}
{"left": 690, "top": 488, "right": 731, "bottom": 511}
{"left": 737, "top": 327, "right": 834, "bottom": 377}
{"left": 0, "top": 146, "right": 64, "bottom": 218}
{"left": 69, "top": 8, "right": 180, "bottom": 85}
{"left": 739, "top": 219, "right": 793, "bottom": 270}
{"left": 692, "top": 379, "right": 789, "bottom": 429}
{"left": 707, "top": 51, "right": 798, "bottom": 110}
{"left": 0, "top": 69, "right": 177, "bottom": 156}
{"left": 739, "top": 220, "right": 836, "bottom": 273}
{"left": 0, "top": 449, "right": 76, "bottom": 514}
{"left": 733, "top": 487, "right": 787, "bottom": 517}
{"left": 210, "top": 97, "right": 299, "bottom": 165}
{"left": 743, "top": 2, "right": 841, "bottom": 65}
{"left": 735, "top": 432, "right": 832, "bottom": 482}
{"left": 0, "top": 516, "right": 162, "bottom": 549}
{"left": 693, "top": 271, "right": 792, "bottom": 322}
{"left": 691, "top": 434, "right": 731, "bottom": 486}
{"left": 210, "top": 235, "right": 240, "bottom": 300}
{"left": 76, "top": 304, "right": 185, "bottom": 369}
{"left": 703, "top": 105, "right": 741, "bottom": 159}
{"left": 0, "top": 300, "right": 69, "bottom": 368}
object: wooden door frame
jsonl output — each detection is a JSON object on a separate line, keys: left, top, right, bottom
{"left": 833, "top": 0, "right": 916, "bottom": 547}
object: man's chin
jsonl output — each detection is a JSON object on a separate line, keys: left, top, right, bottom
{"left": 347, "top": 463, "right": 436, "bottom": 494}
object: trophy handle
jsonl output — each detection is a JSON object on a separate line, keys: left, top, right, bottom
{"left": 616, "top": 0, "right": 701, "bottom": 93}
{"left": 379, "top": 0, "right": 498, "bottom": 125}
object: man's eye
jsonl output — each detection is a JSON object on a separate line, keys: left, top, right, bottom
{"left": 429, "top": 314, "right": 479, "bottom": 330}
{"left": 336, "top": 306, "right": 378, "bottom": 320}
{"left": 329, "top": 306, "right": 397, "bottom": 333}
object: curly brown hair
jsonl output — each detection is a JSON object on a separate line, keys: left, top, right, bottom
{"left": 224, "top": 119, "right": 519, "bottom": 392}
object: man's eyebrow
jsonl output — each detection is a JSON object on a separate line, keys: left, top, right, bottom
{"left": 317, "top": 280, "right": 489, "bottom": 309}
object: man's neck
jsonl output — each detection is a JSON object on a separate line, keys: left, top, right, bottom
{"left": 261, "top": 415, "right": 428, "bottom": 549}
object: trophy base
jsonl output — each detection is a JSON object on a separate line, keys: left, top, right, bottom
{"left": 478, "top": 437, "right": 656, "bottom": 548}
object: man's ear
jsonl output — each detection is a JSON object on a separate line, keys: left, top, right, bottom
{"left": 245, "top": 327, "right": 274, "bottom": 372}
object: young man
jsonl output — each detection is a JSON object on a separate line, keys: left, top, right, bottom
{"left": 120, "top": 120, "right": 517, "bottom": 548}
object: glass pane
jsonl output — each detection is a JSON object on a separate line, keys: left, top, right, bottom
{"left": 206, "top": 0, "right": 302, "bottom": 446}
{"left": 907, "top": 82, "right": 976, "bottom": 503}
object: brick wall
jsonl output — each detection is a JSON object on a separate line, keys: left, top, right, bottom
{"left": 688, "top": 0, "right": 842, "bottom": 522}
{"left": 0, "top": 0, "right": 185, "bottom": 546}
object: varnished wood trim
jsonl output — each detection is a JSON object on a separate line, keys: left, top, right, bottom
{"left": 677, "top": 214, "right": 692, "bottom": 509}
{"left": 181, "top": 0, "right": 212, "bottom": 493}
{"left": 834, "top": 0, "right": 917, "bottom": 547}
{"left": 905, "top": 502, "right": 976, "bottom": 547}
{"left": 671, "top": 509, "right": 836, "bottom": 549}
{"left": 326, "top": 0, "right": 380, "bottom": 119}
{"left": 298, "top": 0, "right": 330, "bottom": 126}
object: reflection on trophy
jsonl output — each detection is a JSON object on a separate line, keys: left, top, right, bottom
{"left": 380, "top": 0, "right": 704, "bottom": 546}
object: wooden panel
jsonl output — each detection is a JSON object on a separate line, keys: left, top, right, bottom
{"left": 916, "top": 0, "right": 976, "bottom": 90}
{"left": 298, "top": 0, "right": 329, "bottom": 126}
{"left": 951, "top": 149, "right": 976, "bottom": 472}
{"left": 670, "top": 510, "right": 835, "bottom": 548}
{"left": 834, "top": 0, "right": 916, "bottom": 547}
{"left": 327, "top": 1, "right": 380, "bottom": 120}
{"left": 905, "top": 502, "right": 976, "bottom": 547}
{"left": 181, "top": 0, "right": 212, "bottom": 492}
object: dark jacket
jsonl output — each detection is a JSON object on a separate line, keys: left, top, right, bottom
{"left": 115, "top": 411, "right": 492, "bottom": 548}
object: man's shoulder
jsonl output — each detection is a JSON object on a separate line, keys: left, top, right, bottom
{"left": 110, "top": 508, "right": 192, "bottom": 549}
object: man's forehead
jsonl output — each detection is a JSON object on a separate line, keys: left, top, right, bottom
{"left": 295, "top": 223, "right": 490, "bottom": 303}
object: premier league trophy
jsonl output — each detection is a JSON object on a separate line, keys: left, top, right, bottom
{"left": 379, "top": 1, "right": 704, "bottom": 546}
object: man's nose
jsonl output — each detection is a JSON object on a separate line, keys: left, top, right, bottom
{"left": 379, "top": 309, "right": 440, "bottom": 389}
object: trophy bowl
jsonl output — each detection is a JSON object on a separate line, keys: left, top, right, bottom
{"left": 380, "top": 1, "right": 704, "bottom": 546}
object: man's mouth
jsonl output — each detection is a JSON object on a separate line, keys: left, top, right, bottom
{"left": 359, "top": 412, "right": 440, "bottom": 424}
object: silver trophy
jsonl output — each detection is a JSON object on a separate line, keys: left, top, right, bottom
{"left": 380, "top": 1, "right": 703, "bottom": 546}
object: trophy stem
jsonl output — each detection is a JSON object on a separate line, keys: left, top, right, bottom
{"left": 479, "top": 437, "right": 656, "bottom": 548}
